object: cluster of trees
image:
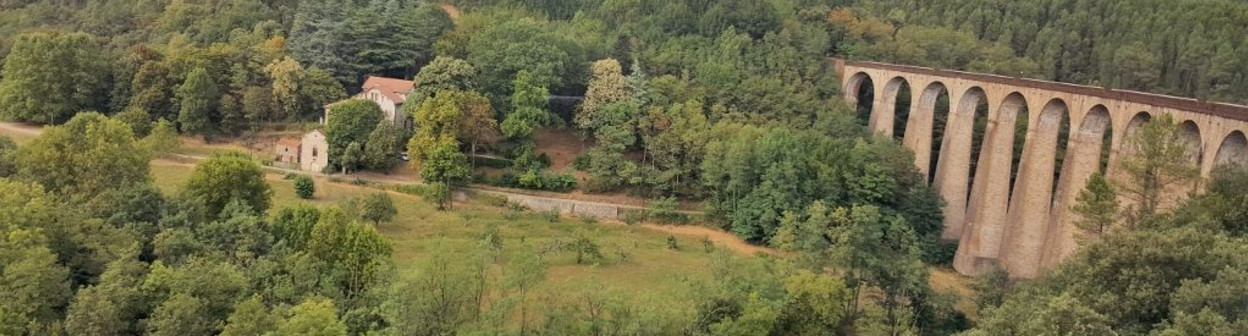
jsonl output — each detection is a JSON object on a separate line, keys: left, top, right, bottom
{"left": 0, "top": 113, "right": 401, "bottom": 335}
{"left": 324, "top": 100, "right": 407, "bottom": 174}
{"left": 847, "top": 0, "right": 1248, "bottom": 104}
{"left": 967, "top": 168, "right": 1248, "bottom": 334}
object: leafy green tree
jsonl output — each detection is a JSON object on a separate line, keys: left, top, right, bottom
{"left": 360, "top": 193, "right": 397, "bottom": 225}
{"left": 271, "top": 205, "right": 321, "bottom": 251}
{"left": 0, "top": 32, "right": 107, "bottom": 124}
{"left": 408, "top": 90, "right": 464, "bottom": 161}
{"left": 0, "top": 136, "right": 16, "bottom": 177}
{"left": 220, "top": 295, "right": 279, "bottom": 336}
{"left": 501, "top": 71, "right": 551, "bottom": 143}
{"left": 455, "top": 91, "right": 499, "bottom": 165}
{"left": 114, "top": 107, "right": 153, "bottom": 136}
{"left": 325, "top": 100, "right": 383, "bottom": 169}
{"left": 176, "top": 67, "right": 218, "bottom": 137}
{"left": 465, "top": 18, "right": 574, "bottom": 102}
{"left": 297, "top": 67, "right": 347, "bottom": 120}
{"left": 382, "top": 244, "right": 485, "bottom": 335}
{"left": 241, "top": 85, "right": 277, "bottom": 124}
{"left": 364, "top": 121, "right": 403, "bottom": 172}
{"left": 64, "top": 255, "right": 147, "bottom": 336}
{"left": 307, "top": 208, "right": 392, "bottom": 297}
{"left": 182, "top": 151, "right": 273, "bottom": 217}
{"left": 294, "top": 175, "right": 315, "bottom": 199}
{"left": 0, "top": 235, "right": 72, "bottom": 329}
{"left": 278, "top": 297, "right": 347, "bottom": 336}
{"left": 577, "top": 58, "right": 632, "bottom": 130}
{"left": 16, "top": 112, "right": 152, "bottom": 198}
{"left": 265, "top": 56, "right": 304, "bottom": 120}
{"left": 503, "top": 250, "right": 547, "bottom": 335}
{"left": 145, "top": 293, "right": 213, "bottom": 336}
{"left": 409, "top": 56, "right": 478, "bottom": 107}
{"left": 1118, "top": 114, "right": 1200, "bottom": 226}
{"left": 340, "top": 141, "right": 364, "bottom": 174}
{"left": 420, "top": 140, "right": 469, "bottom": 210}
{"left": 143, "top": 119, "right": 181, "bottom": 154}
{"left": 129, "top": 62, "right": 174, "bottom": 121}
{"left": 1072, "top": 172, "right": 1119, "bottom": 239}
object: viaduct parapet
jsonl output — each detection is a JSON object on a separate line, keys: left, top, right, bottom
{"left": 833, "top": 58, "right": 1248, "bottom": 279}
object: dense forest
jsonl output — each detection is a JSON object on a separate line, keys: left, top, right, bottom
{"left": 0, "top": 0, "right": 1246, "bottom": 335}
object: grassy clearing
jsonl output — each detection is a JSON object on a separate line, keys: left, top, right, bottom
{"left": 151, "top": 159, "right": 721, "bottom": 315}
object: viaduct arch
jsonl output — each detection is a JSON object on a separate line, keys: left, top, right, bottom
{"left": 834, "top": 59, "right": 1248, "bottom": 279}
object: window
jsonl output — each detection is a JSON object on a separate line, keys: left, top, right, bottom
{"left": 312, "top": 147, "right": 318, "bottom": 157}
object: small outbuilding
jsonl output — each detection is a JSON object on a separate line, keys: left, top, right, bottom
{"left": 274, "top": 137, "right": 301, "bottom": 169}
{"left": 300, "top": 130, "right": 329, "bottom": 173}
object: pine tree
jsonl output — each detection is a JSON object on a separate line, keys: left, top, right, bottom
{"left": 1072, "top": 172, "right": 1119, "bottom": 239}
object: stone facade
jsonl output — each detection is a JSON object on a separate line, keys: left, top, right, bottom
{"left": 273, "top": 138, "right": 300, "bottom": 169}
{"left": 835, "top": 58, "right": 1248, "bottom": 279}
{"left": 300, "top": 130, "right": 329, "bottom": 173}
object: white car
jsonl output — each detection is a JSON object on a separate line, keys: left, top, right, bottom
{"left": 399, "top": 152, "right": 410, "bottom": 161}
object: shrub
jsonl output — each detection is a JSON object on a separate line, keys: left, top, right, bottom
{"left": 476, "top": 193, "right": 510, "bottom": 207}
{"left": 490, "top": 169, "right": 577, "bottom": 192}
{"left": 647, "top": 197, "right": 689, "bottom": 224}
{"left": 580, "top": 214, "right": 598, "bottom": 225}
{"left": 360, "top": 193, "right": 397, "bottom": 225}
{"left": 392, "top": 184, "right": 428, "bottom": 196}
{"left": 470, "top": 155, "right": 513, "bottom": 169}
{"left": 542, "top": 209, "right": 561, "bottom": 223}
{"left": 294, "top": 176, "right": 315, "bottom": 199}
{"left": 620, "top": 209, "right": 647, "bottom": 225}
{"left": 666, "top": 235, "right": 679, "bottom": 250}
{"left": 701, "top": 236, "right": 714, "bottom": 253}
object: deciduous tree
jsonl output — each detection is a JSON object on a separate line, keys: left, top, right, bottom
{"left": 0, "top": 32, "right": 107, "bottom": 124}
{"left": 182, "top": 151, "right": 273, "bottom": 217}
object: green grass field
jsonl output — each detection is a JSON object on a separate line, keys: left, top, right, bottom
{"left": 151, "top": 160, "right": 720, "bottom": 318}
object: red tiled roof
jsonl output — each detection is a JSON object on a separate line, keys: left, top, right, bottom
{"left": 361, "top": 76, "right": 414, "bottom": 104}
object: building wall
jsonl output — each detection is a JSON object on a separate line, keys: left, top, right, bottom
{"left": 358, "top": 90, "right": 402, "bottom": 125}
{"left": 274, "top": 143, "right": 299, "bottom": 168}
{"left": 300, "top": 131, "right": 329, "bottom": 173}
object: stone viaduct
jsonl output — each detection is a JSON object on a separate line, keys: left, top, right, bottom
{"left": 833, "top": 59, "right": 1248, "bottom": 279}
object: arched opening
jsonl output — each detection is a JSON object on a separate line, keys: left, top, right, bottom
{"left": 1121, "top": 112, "right": 1153, "bottom": 156}
{"left": 1178, "top": 121, "right": 1203, "bottom": 165}
{"left": 924, "top": 84, "right": 951, "bottom": 184}
{"left": 889, "top": 79, "right": 912, "bottom": 139}
{"left": 1215, "top": 131, "right": 1248, "bottom": 168}
{"left": 1085, "top": 106, "right": 1114, "bottom": 174}
{"left": 1051, "top": 103, "right": 1071, "bottom": 200}
{"left": 847, "top": 72, "right": 875, "bottom": 127}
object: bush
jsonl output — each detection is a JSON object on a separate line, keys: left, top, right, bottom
{"left": 470, "top": 155, "right": 513, "bottom": 169}
{"left": 580, "top": 214, "right": 598, "bottom": 225}
{"left": 666, "top": 235, "right": 679, "bottom": 250}
{"left": 620, "top": 209, "right": 647, "bottom": 225}
{"left": 476, "top": 193, "right": 510, "bottom": 207}
{"left": 392, "top": 184, "right": 429, "bottom": 196}
{"left": 294, "top": 176, "right": 315, "bottom": 199}
{"left": 490, "top": 169, "right": 578, "bottom": 192}
{"left": 647, "top": 197, "right": 689, "bottom": 224}
{"left": 542, "top": 209, "right": 561, "bottom": 223}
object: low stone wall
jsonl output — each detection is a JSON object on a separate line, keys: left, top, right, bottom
{"left": 466, "top": 189, "right": 708, "bottom": 221}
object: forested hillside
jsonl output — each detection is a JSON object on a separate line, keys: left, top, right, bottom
{"left": 847, "top": 0, "right": 1248, "bottom": 104}
{"left": 0, "top": 0, "right": 1246, "bottom": 335}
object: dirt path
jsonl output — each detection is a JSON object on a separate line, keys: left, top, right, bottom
{"left": 642, "top": 224, "right": 778, "bottom": 256}
{"left": 0, "top": 121, "right": 42, "bottom": 136}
